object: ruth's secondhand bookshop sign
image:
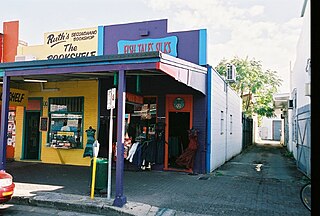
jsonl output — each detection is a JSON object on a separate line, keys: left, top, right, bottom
{"left": 0, "top": 87, "right": 29, "bottom": 107}
{"left": 117, "top": 36, "right": 178, "bottom": 57}
{"left": 44, "top": 27, "right": 99, "bottom": 60}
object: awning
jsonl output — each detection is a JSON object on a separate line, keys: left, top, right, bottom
{"left": 157, "top": 52, "right": 207, "bottom": 94}
{"left": 273, "top": 93, "right": 290, "bottom": 109}
{"left": 0, "top": 51, "right": 207, "bottom": 95}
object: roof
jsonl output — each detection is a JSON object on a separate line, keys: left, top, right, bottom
{"left": 0, "top": 51, "right": 207, "bottom": 94}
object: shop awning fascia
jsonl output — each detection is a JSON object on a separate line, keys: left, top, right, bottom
{"left": 0, "top": 52, "right": 161, "bottom": 76}
{"left": 0, "top": 51, "right": 207, "bottom": 94}
{"left": 156, "top": 52, "right": 207, "bottom": 95}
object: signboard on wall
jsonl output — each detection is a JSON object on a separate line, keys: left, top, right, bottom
{"left": 44, "top": 27, "right": 99, "bottom": 60}
{"left": 7, "top": 111, "right": 16, "bottom": 147}
{"left": 0, "top": 87, "right": 29, "bottom": 107}
{"left": 117, "top": 36, "right": 178, "bottom": 57}
{"left": 39, "top": 117, "right": 48, "bottom": 131}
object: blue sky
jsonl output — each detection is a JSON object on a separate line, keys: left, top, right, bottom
{"left": 1, "top": 0, "right": 305, "bottom": 92}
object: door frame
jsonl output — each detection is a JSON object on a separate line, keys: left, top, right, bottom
{"left": 164, "top": 94, "right": 193, "bottom": 171}
{"left": 272, "top": 120, "right": 282, "bottom": 141}
{"left": 22, "top": 97, "right": 43, "bottom": 160}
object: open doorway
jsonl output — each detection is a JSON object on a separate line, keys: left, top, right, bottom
{"left": 168, "top": 112, "right": 190, "bottom": 169}
{"left": 164, "top": 94, "right": 193, "bottom": 172}
{"left": 24, "top": 111, "right": 40, "bottom": 160}
{"left": 23, "top": 98, "right": 42, "bottom": 160}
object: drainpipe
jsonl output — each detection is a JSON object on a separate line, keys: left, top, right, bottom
{"left": 0, "top": 75, "right": 10, "bottom": 170}
{"left": 225, "top": 81, "right": 228, "bottom": 162}
{"left": 206, "top": 65, "right": 212, "bottom": 173}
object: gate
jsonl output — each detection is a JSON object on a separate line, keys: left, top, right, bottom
{"left": 242, "top": 113, "right": 253, "bottom": 149}
{"left": 296, "top": 104, "right": 311, "bottom": 178}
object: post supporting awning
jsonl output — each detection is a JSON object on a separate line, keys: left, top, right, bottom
{"left": 113, "top": 69, "right": 127, "bottom": 207}
{"left": 0, "top": 75, "right": 10, "bottom": 170}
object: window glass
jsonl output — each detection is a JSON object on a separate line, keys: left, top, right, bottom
{"left": 48, "top": 97, "right": 83, "bottom": 149}
{"left": 129, "top": 97, "right": 157, "bottom": 140}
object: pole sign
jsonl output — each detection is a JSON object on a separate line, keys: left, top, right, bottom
{"left": 107, "top": 88, "right": 116, "bottom": 110}
{"left": 107, "top": 88, "right": 116, "bottom": 199}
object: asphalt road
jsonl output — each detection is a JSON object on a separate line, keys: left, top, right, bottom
{"left": 0, "top": 204, "right": 104, "bottom": 216}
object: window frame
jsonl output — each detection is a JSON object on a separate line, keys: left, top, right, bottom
{"left": 47, "top": 96, "right": 84, "bottom": 149}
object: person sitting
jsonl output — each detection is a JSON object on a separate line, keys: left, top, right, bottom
{"left": 61, "top": 120, "right": 70, "bottom": 131}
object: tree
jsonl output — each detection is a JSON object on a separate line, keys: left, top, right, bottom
{"left": 215, "top": 56, "right": 282, "bottom": 120}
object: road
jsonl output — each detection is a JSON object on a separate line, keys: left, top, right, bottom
{"left": 0, "top": 204, "right": 104, "bottom": 216}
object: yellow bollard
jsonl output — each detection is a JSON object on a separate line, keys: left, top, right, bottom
{"left": 90, "top": 156, "right": 97, "bottom": 199}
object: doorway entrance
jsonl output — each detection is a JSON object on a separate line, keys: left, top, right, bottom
{"left": 24, "top": 112, "right": 40, "bottom": 160}
{"left": 165, "top": 94, "right": 193, "bottom": 172}
{"left": 168, "top": 112, "right": 190, "bottom": 168}
{"left": 23, "top": 98, "right": 42, "bottom": 160}
{"left": 272, "top": 120, "right": 282, "bottom": 141}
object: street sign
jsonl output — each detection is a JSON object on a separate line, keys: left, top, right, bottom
{"left": 107, "top": 88, "right": 116, "bottom": 110}
{"left": 107, "top": 87, "right": 116, "bottom": 199}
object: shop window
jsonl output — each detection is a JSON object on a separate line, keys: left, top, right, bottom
{"left": 47, "top": 97, "right": 84, "bottom": 149}
{"left": 128, "top": 96, "right": 157, "bottom": 141}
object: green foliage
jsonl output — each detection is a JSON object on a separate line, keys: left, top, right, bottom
{"left": 215, "top": 56, "right": 282, "bottom": 118}
{"left": 283, "top": 150, "right": 294, "bottom": 158}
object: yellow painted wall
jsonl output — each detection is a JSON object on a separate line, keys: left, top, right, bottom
{"left": 17, "top": 45, "right": 45, "bottom": 59}
{"left": 13, "top": 80, "right": 99, "bottom": 166}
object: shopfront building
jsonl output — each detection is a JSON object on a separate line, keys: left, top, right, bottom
{"left": 0, "top": 87, "right": 28, "bottom": 160}
{"left": 1, "top": 19, "right": 242, "bottom": 176}
{"left": 96, "top": 19, "right": 208, "bottom": 173}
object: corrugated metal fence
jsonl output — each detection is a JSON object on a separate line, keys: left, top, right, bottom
{"left": 242, "top": 113, "right": 253, "bottom": 149}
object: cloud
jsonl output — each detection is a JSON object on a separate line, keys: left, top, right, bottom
{"left": 248, "top": 5, "right": 264, "bottom": 17}
{"left": 143, "top": 0, "right": 303, "bottom": 92}
{"left": 1, "top": 0, "right": 303, "bottom": 93}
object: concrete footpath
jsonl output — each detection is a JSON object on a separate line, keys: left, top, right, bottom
{"left": 4, "top": 141, "right": 310, "bottom": 216}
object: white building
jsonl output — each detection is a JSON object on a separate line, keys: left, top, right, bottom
{"left": 285, "top": 0, "right": 311, "bottom": 178}
{"left": 258, "top": 116, "right": 283, "bottom": 142}
{"left": 208, "top": 67, "right": 243, "bottom": 172}
{"left": 290, "top": 0, "right": 310, "bottom": 178}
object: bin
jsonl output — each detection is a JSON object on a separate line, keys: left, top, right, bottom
{"left": 90, "top": 157, "right": 108, "bottom": 191}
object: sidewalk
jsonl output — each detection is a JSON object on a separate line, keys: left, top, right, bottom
{"left": 6, "top": 160, "right": 204, "bottom": 216}
{"left": 10, "top": 191, "right": 177, "bottom": 216}
{"left": 6, "top": 161, "right": 184, "bottom": 216}
{"left": 5, "top": 142, "right": 310, "bottom": 216}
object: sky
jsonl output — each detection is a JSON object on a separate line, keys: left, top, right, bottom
{"left": 0, "top": 0, "right": 305, "bottom": 92}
